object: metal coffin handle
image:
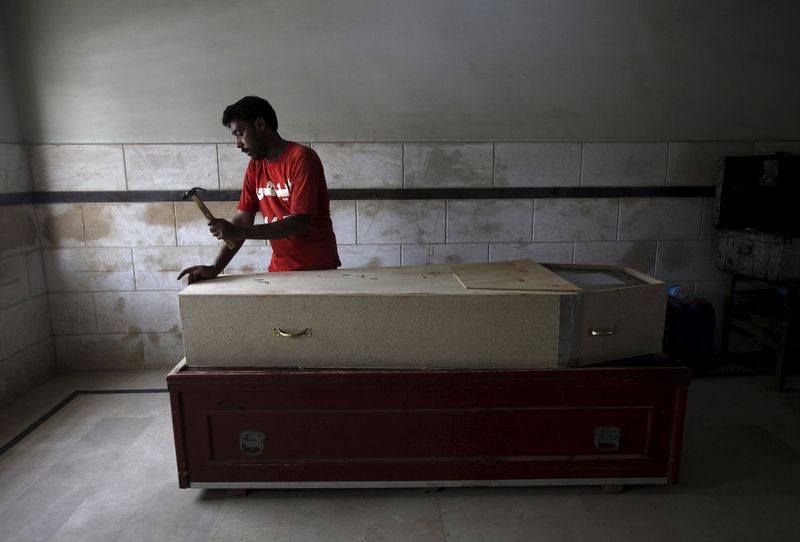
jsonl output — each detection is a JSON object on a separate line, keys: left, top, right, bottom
{"left": 589, "top": 324, "right": 617, "bottom": 337}
{"left": 272, "top": 327, "right": 312, "bottom": 338}
{"left": 594, "top": 426, "right": 621, "bottom": 452}
{"left": 240, "top": 431, "right": 266, "bottom": 456}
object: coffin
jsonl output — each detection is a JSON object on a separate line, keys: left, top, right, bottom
{"left": 178, "top": 259, "right": 667, "bottom": 369}
{"left": 167, "top": 360, "right": 690, "bottom": 489}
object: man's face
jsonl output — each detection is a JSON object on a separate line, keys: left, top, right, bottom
{"left": 230, "top": 119, "right": 268, "bottom": 160}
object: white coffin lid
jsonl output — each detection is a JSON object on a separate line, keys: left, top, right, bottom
{"left": 180, "top": 259, "right": 581, "bottom": 297}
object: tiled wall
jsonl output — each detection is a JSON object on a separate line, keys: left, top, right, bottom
{"left": 7, "top": 139, "right": 800, "bottom": 385}
{"left": 0, "top": 144, "right": 54, "bottom": 406}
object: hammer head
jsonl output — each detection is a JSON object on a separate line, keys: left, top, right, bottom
{"left": 181, "top": 186, "right": 206, "bottom": 201}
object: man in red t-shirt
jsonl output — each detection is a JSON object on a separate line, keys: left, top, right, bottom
{"left": 178, "top": 96, "right": 340, "bottom": 283}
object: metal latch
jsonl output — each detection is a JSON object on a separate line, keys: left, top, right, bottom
{"left": 593, "top": 426, "right": 621, "bottom": 452}
{"left": 240, "top": 431, "right": 266, "bottom": 455}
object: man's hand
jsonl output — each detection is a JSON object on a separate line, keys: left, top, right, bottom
{"left": 208, "top": 218, "right": 245, "bottom": 242}
{"left": 177, "top": 265, "right": 221, "bottom": 284}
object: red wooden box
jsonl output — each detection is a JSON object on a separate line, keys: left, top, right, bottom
{"left": 167, "top": 361, "right": 689, "bottom": 489}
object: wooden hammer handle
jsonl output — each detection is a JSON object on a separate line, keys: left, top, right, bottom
{"left": 192, "top": 195, "right": 236, "bottom": 249}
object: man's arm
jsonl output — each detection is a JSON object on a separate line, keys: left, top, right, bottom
{"left": 177, "top": 209, "right": 256, "bottom": 283}
{"left": 208, "top": 213, "right": 311, "bottom": 241}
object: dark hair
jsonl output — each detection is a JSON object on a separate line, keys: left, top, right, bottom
{"left": 221, "top": 96, "right": 278, "bottom": 131}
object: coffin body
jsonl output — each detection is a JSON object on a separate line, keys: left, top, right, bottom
{"left": 166, "top": 361, "right": 690, "bottom": 489}
{"left": 178, "top": 259, "right": 667, "bottom": 368}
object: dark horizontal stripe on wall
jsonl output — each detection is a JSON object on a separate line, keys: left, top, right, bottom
{"left": 0, "top": 186, "right": 715, "bottom": 206}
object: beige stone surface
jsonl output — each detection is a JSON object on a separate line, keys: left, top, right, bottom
{"left": 0, "top": 295, "right": 52, "bottom": 358}
{"left": 405, "top": 143, "right": 493, "bottom": 188}
{"left": 489, "top": 242, "right": 574, "bottom": 264}
{"left": 83, "top": 203, "right": 176, "bottom": 247}
{"left": 0, "top": 143, "right": 31, "bottom": 194}
{"left": 402, "top": 243, "right": 488, "bottom": 266}
{"left": 618, "top": 198, "right": 703, "bottom": 241}
{"left": 55, "top": 334, "right": 144, "bottom": 371}
{"left": 42, "top": 248, "right": 135, "bottom": 292}
{"left": 124, "top": 144, "right": 218, "bottom": 190}
{"left": 494, "top": 143, "right": 581, "bottom": 187}
{"left": 666, "top": 142, "right": 753, "bottom": 186}
{"left": 26, "top": 251, "right": 47, "bottom": 298}
{"left": 447, "top": 200, "right": 533, "bottom": 243}
{"left": 337, "top": 244, "right": 401, "bottom": 268}
{"left": 48, "top": 293, "right": 98, "bottom": 334}
{"left": 330, "top": 201, "right": 356, "bottom": 244}
{"left": 0, "top": 255, "right": 30, "bottom": 310}
{"left": 357, "top": 200, "right": 446, "bottom": 244}
{"left": 94, "top": 291, "right": 181, "bottom": 334}
{"left": 573, "top": 241, "right": 657, "bottom": 275}
{"left": 313, "top": 143, "right": 403, "bottom": 189}
{"left": 582, "top": 143, "right": 668, "bottom": 186}
{"left": 30, "top": 145, "right": 125, "bottom": 191}
{"left": 0, "top": 205, "right": 39, "bottom": 258}
{"left": 218, "top": 143, "right": 250, "bottom": 190}
{"left": 0, "top": 338, "right": 55, "bottom": 407}
{"left": 133, "top": 246, "right": 224, "bottom": 291}
{"left": 655, "top": 240, "right": 729, "bottom": 282}
{"left": 534, "top": 198, "right": 619, "bottom": 241}
{"left": 175, "top": 201, "right": 239, "bottom": 246}
{"left": 142, "top": 332, "right": 185, "bottom": 368}
{"left": 35, "top": 204, "right": 86, "bottom": 248}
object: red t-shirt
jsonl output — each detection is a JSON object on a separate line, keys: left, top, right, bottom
{"left": 238, "top": 142, "right": 341, "bottom": 272}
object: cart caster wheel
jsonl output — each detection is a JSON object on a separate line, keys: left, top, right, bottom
{"left": 601, "top": 484, "right": 624, "bottom": 494}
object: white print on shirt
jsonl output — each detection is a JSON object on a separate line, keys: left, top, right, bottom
{"left": 256, "top": 178, "right": 292, "bottom": 201}
{"left": 264, "top": 214, "right": 290, "bottom": 224}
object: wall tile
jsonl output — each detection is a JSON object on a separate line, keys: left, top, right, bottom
{"left": 338, "top": 245, "right": 401, "bottom": 268}
{"left": 405, "top": 143, "right": 493, "bottom": 188}
{"left": 581, "top": 143, "right": 668, "bottom": 186}
{"left": 656, "top": 240, "right": 729, "bottom": 282}
{"left": 142, "top": 332, "right": 185, "bottom": 368}
{"left": 618, "top": 197, "right": 703, "bottom": 240}
{"left": 447, "top": 200, "right": 533, "bottom": 243}
{"left": 0, "top": 144, "right": 31, "bottom": 194}
{"left": 533, "top": 198, "right": 618, "bottom": 241}
{"left": 574, "top": 241, "right": 658, "bottom": 275}
{"left": 700, "top": 198, "right": 717, "bottom": 240}
{"left": 222, "top": 245, "right": 273, "bottom": 274}
{"left": 754, "top": 141, "right": 800, "bottom": 154}
{"left": 94, "top": 291, "right": 181, "bottom": 334}
{"left": 134, "top": 246, "right": 225, "bottom": 290}
{"left": 313, "top": 143, "right": 402, "bottom": 189}
{"left": 83, "top": 203, "right": 176, "bottom": 247}
{"left": 42, "top": 248, "right": 135, "bottom": 292}
{"left": 0, "top": 205, "right": 39, "bottom": 258}
{"left": 489, "top": 242, "right": 574, "bottom": 264}
{"left": 218, "top": 144, "right": 250, "bottom": 190}
{"left": 26, "top": 251, "right": 47, "bottom": 298}
{"left": 35, "top": 204, "right": 85, "bottom": 248}
{"left": 55, "top": 334, "right": 144, "bottom": 371}
{"left": 175, "top": 201, "right": 239, "bottom": 246}
{"left": 402, "top": 243, "right": 488, "bottom": 266}
{"left": 667, "top": 142, "right": 752, "bottom": 186}
{"left": 357, "top": 200, "right": 446, "bottom": 244}
{"left": 0, "top": 256, "right": 30, "bottom": 310}
{"left": 48, "top": 293, "right": 97, "bottom": 334}
{"left": 30, "top": 145, "right": 125, "bottom": 191}
{"left": 494, "top": 143, "right": 581, "bottom": 187}
{"left": 0, "top": 339, "right": 55, "bottom": 407}
{"left": 124, "top": 144, "right": 218, "bottom": 190}
{"left": 0, "top": 296, "right": 51, "bottom": 358}
{"left": 331, "top": 201, "right": 356, "bottom": 244}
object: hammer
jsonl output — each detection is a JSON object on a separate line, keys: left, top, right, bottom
{"left": 181, "top": 187, "right": 236, "bottom": 249}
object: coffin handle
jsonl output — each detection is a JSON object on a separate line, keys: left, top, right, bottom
{"left": 272, "top": 327, "right": 312, "bottom": 338}
{"left": 589, "top": 324, "right": 617, "bottom": 336}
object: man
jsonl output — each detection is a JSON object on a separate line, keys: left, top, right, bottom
{"left": 178, "top": 96, "right": 340, "bottom": 283}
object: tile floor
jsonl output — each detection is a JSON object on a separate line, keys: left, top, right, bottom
{"left": 0, "top": 370, "right": 798, "bottom": 541}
